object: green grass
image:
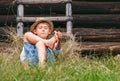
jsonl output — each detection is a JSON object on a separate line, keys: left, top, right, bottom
{"left": 0, "top": 47, "right": 120, "bottom": 81}
{"left": 0, "top": 31, "right": 120, "bottom": 81}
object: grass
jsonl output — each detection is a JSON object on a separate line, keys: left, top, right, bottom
{"left": 0, "top": 29, "right": 120, "bottom": 81}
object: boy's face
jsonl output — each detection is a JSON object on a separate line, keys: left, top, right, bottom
{"left": 33, "top": 22, "right": 51, "bottom": 39}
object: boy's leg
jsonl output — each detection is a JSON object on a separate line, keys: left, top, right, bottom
{"left": 36, "top": 41, "right": 46, "bottom": 68}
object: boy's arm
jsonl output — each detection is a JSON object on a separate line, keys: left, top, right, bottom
{"left": 55, "top": 38, "right": 61, "bottom": 50}
{"left": 53, "top": 31, "right": 62, "bottom": 54}
{"left": 53, "top": 41, "right": 62, "bottom": 54}
{"left": 54, "top": 31, "right": 62, "bottom": 50}
{"left": 24, "top": 32, "right": 44, "bottom": 44}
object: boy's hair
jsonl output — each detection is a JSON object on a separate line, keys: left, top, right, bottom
{"left": 30, "top": 18, "right": 54, "bottom": 33}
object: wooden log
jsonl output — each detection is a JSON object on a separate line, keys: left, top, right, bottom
{"left": 17, "top": 4, "right": 24, "bottom": 35}
{"left": 73, "top": 14, "right": 120, "bottom": 25}
{"left": 66, "top": 2, "right": 72, "bottom": 34}
{"left": 2, "top": 2, "right": 120, "bottom": 15}
{"left": 73, "top": 0, "right": 120, "bottom": 1}
{"left": 0, "top": 0, "right": 10, "bottom": 7}
{"left": 20, "top": 2, "right": 120, "bottom": 14}
{"left": 17, "top": 2, "right": 120, "bottom": 14}
{"left": 1, "top": 27, "right": 120, "bottom": 42}
{"left": 17, "top": 0, "right": 72, "bottom": 4}
{"left": 73, "top": 1, "right": 120, "bottom": 14}
{"left": 75, "top": 28, "right": 120, "bottom": 42}
{"left": 1, "top": 14, "right": 120, "bottom": 26}
{"left": 16, "top": 16, "right": 73, "bottom": 22}
{"left": 17, "top": 4, "right": 24, "bottom": 17}
{"left": 0, "top": 15, "right": 16, "bottom": 26}
{"left": 55, "top": 27, "right": 120, "bottom": 42}
{"left": 79, "top": 42, "right": 120, "bottom": 56}
{"left": 2, "top": 14, "right": 120, "bottom": 26}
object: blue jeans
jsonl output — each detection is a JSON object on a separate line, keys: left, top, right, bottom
{"left": 20, "top": 42, "right": 62, "bottom": 66}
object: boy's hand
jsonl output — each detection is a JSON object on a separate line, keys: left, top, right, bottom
{"left": 54, "top": 31, "right": 62, "bottom": 40}
{"left": 54, "top": 31, "right": 62, "bottom": 50}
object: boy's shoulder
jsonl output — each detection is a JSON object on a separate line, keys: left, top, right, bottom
{"left": 24, "top": 32, "right": 32, "bottom": 35}
{"left": 24, "top": 32, "right": 33, "bottom": 42}
{"left": 24, "top": 32, "right": 33, "bottom": 37}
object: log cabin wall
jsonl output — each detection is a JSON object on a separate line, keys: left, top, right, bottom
{"left": 16, "top": 0, "right": 72, "bottom": 35}
{"left": 0, "top": 0, "right": 120, "bottom": 42}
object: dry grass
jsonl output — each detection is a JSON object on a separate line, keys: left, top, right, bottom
{"left": 0, "top": 29, "right": 120, "bottom": 81}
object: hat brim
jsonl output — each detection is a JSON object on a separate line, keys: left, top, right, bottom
{"left": 30, "top": 18, "right": 54, "bottom": 32}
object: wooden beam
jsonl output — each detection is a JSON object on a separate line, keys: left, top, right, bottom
{"left": 66, "top": 2, "right": 72, "bottom": 34}
{"left": 0, "top": 15, "right": 16, "bottom": 26}
{"left": 2, "top": 2, "right": 120, "bottom": 15}
{"left": 74, "top": 14, "right": 120, "bottom": 24}
{"left": 17, "top": 0, "right": 72, "bottom": 4}
{"left": 16, "top": 16, "right": 73, "bottom": 22}
{"left": 2, "top": 14, "right": 120, "bottom": 26}
{"left": 0, "top": 0, "right": 9, "bottom": 7}
{"left": 56, "top": 28, "right": 120, "bottom": 42}
{"left": 17, "top": 4, "right": 24, "bottom": 36}
{"left": 73, "top": 1, "right": 120, "bottom": 14}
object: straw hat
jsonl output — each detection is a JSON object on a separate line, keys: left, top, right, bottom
{"left": 30, "top": 18, "right": 54, "bottom": 33}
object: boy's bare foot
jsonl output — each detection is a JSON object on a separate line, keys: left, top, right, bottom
{"left": 46, "top": 31, "right": 58, "bottom": 49}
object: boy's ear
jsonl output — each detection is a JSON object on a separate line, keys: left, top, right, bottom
{"left": 33, "top": 29, "right": 37, "bottom": 34}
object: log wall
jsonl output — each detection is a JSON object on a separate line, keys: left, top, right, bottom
{"left": 0, "top": 0, "right": 120, "bottom": 42}
{"left": 1, "top": 1, "right": 120, "bottom": 26}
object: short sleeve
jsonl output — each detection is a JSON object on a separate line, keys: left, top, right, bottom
{"left": 53, "top": 47, "right": 62, "bottom": 55}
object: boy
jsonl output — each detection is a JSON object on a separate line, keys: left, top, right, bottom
{"left": 20, "top": 18, "right": 62, "bottom": 69}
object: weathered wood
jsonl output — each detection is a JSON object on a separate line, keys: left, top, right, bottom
{"left": 14, "top": 2, "right": 120, "bottom": 14}
{"left": 19, "top": 2, "right": 120, "bottom": 14}
{"left": 1, "top": 27, "right": 120, "bottom": 42}
{"left": 0, "top": 0, "right": 11, "bottom": 7}
{"left": 17, "top": 0, "right": 72, "bottom": 4}
{"left": 2, "top": 1, "right": 120, "bottom": 27}
{"left": 16, "top": 16, "right": 73, "bottom": 22}
{"left": 66, "top": 2, "right": 72, "bottom": 34}
{"left": 15, "top": 2, "right": 120, "bottom": 15}
{"left": 0, "top": 15, "right": 16, "bottom": 26}
{"left": 55, "top": 28, "right": 120, "bottom": 42}
{"left": 17, "top": 4, "right": 24, "bottom": 35}
{"left": 2, "top": 14, "right": 120, "bottom": 26}
{"left": 73, "top": 14, "right": 120, "bottom": 25}
{"left": 73, "top": 1, "right": 120, "bottom": 14}
{"left": 16, "top": 22, "right": 24, "bottom": 35}
{"left": 2, "top": 2, "right": 120, "bottom": 15}
{"left": 78, "top": 42, "right": 120, "bottom": 55}
{"left": 72, "top": 28, "right": 120, "bottom": 36}
{"left": 17, "top": 4, "right": 24, "bottom": 17}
